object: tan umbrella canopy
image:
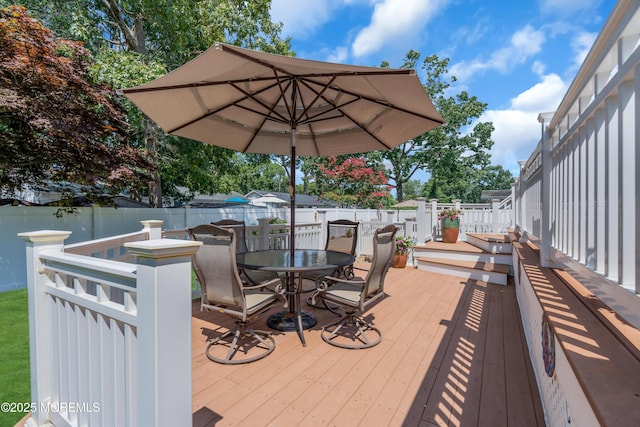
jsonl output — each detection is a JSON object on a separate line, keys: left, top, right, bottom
{"left": 122, "top": 42, "right": 444, "bottom": 257}
{"left": 392, "top": 199, "right": 418, "bottom": 208}
{"left": 249, "top": 193, "right": 288, "bottom": 207}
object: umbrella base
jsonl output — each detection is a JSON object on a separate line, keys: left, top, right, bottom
{"left": 267, "top": 310, "right": 317, "bottom": 331}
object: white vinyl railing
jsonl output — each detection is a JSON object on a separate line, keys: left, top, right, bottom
{"left": 512, "top": 1, "right": 640, "bottom": 425}
{"left": 19, "top": 221, "right": 199, "bottom": 427}
{"left": 514, "top": 0, "right": 640, "bottom": 295}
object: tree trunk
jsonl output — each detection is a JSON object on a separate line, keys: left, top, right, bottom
{"left": 396, "top": 182, "right": 404, "bottom": 202}
{"left": 144, "top": 117, "right": 162, "bottom": 208}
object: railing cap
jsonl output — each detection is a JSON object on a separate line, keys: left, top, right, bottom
{"left": 125, "top": 239, "right": 202, "bottom": 259}
{"left": 18, "top": 230, "right": 72, "bottom": 243}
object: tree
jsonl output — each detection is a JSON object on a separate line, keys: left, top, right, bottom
{"left": 381, "top": 52, "right": 494, "bottom": 202}
{"left": 309, "top": 156, "right": 392, "bottom": 208}
{"left": 465, "top": 165, "right": 514, "bottom": 203}
{"left": 400, "top": 179, "right": 425, "bottom": 201}
{"left": 0, "top": 6, "right": 151, "bottom": 199}
{"left": 95, "top": 0, "right": 292, "bottom": 206}
{"left": 8, "top": 1, "right": 292, "bottom": 206}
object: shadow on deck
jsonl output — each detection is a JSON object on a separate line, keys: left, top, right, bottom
{"left": 190, "top": 263, "right": 545, "bottom": 427}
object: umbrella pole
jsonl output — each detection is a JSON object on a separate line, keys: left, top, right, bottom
{"left": 289, "top": 143, "right": 296, "bottom": 260}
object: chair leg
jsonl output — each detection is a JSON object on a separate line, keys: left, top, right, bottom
{"left": 206, "top": 321, "right": 275, "bottom": 364}
{"left": 320, "top": 310, "right": 382, "bottom": 349}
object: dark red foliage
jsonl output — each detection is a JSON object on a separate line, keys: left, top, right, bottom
{"left": 0, "top": 5, "right": 151, "bottom": 196}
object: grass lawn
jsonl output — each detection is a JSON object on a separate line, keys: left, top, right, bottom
{"left": 0, "top": 289, "right": 30, "bottom": 427}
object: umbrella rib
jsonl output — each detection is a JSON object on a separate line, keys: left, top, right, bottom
{"left": 296, "top": 79, "right": 393, "bottom": 151}
{"left": 229, "top": 79, "right": 291, "bottom": 124}
{"left": 299, "top": 76, "right": 444, "bottom": 124}
{"left": 120, "top": 75, "right": 280, "bottom": 94}
{"left": 294, "top": 75, "right": 337, "bottom": 124}
{"left": 241, "top": 76, "right": 296, "bottom": 153}
{"left": 165, "top": 78, "right": 292, "bottom": 135}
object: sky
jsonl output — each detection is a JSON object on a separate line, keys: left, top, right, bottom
{"left": 270, "top": 0, "right": 618, "bottom": 178}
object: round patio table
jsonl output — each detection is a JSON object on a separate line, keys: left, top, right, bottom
{"left": 237, "top": 249, "right": 355, "bottom": 346}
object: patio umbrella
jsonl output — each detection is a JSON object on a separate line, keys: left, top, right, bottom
{"left": 392, "top": 199, "right": 419, "bottom": 209}
{"left": 249, "top": 193, "right": 288, "bottom": 207}
{"left": 121, "top": 42, "right": 444, "bottom": 257}
{"left": 224, "top": 196, "right": 249, "bottom": 204}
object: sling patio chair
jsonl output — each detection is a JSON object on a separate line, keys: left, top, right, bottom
{"left": 188, "top": 224, "right": 283, "bottom": 364}
{"left": 310, "top": 224, "right": 397, "bottom": 349}
{"left": 303, "top": 219, "right": 359, "bottom": 283}
{"left": 211, "top": 219, "right": 280, "bottom": 286}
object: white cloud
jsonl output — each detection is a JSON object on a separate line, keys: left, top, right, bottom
{"left": 482, "top": 109, "right": 541, "bottom": 173}
{"left": 510, "top": 73, "right": 567, "bottom": 112}
{"left": 450, "top": 25, "right": 546, "bottom": 82}
{"left": 483, "top": 73, "right": 567, "bottom": 173}
{"left": 571, "top": 31, "right": 597, "bottom": 69}
{"left": 325, "top": 46, "right": 350, "bottom": 63}
{"left": 351, "top": 0, "right": 449, "bottom": 58}
{"left": 270, "top": 0, "right": 339, "bottom": 38}
{"left": 532, "top": 60, "right": 546, "bottom": 76}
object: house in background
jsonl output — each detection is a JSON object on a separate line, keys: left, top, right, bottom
{"left": 245, "top": 190, "right": 336, "bottom": 208}
{"left": 480, "top": 189, "right": 511, "bottom": 202}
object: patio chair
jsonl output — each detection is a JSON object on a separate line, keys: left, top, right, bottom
{"left": 302, "top": 219, "right": 359, "bottom": 283}
{"left": 188, "top": 224, "right": 282, "bottom": 364}
{"left": 211, "top": 219, "right": 279, "bottom": 286}
{"left": 311, "top": 224, "right": 397, "bottom": 349}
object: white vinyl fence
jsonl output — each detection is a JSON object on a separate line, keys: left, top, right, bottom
{"left": 4, "top": 199, "right": 512, "bottom": 292}
{"left": 20, "top": 222, "right": 197, "bottom": 427}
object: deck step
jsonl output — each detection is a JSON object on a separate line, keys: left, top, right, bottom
{"left": 416, "top": 256, "right": 509, "bottom": 285}
{"left": 413, "top": 241, "right": 513, "bottom": 266}
{"left": 465, "top": 233, "right": 512, "bottom": 254}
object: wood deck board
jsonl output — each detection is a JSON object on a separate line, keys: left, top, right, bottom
{"left": 418, "top": 257, "right": 511, "bottom": 274}
{"left": 191, "top": 264, "right": 544, "bottom": 427}
{"left": 416, "top": 241, "right": 488, "bottom": 254}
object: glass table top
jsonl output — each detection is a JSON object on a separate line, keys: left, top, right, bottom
{"left": 236, "top": 249, "right": 355, "bottom": 272}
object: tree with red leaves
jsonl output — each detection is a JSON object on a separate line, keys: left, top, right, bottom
{"left": 313, "top": 156, "right": 392, "bottom": 208}
{"left": 0, "top": 6, "right": 151, "bottom": 201}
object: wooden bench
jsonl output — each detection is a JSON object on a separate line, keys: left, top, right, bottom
{"left": 510, "top": 231, "right": 640, "bottom": 426}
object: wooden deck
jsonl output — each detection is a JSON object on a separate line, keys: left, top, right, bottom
{"left": 190, "top": 264, "right": 545, "bottom": 427}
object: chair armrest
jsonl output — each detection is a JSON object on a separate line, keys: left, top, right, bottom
{"left": 325, "top": 275, "right": 364, "bottom": 285}
{"left": 242, "top": 277, "right": 282, "bottom": 291}
{"left": 316, "top": 275, "right": 364, "bottom": 290}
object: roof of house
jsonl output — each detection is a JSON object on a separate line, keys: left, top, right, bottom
{"left": 480, "top": 190, "right": 511, "bottom": 201}
{"left": 245, "top": 190, "right": 336, "bottom": 207}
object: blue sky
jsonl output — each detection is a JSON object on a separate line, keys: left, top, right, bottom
{"left": 270, "top": 0, "right": 617, "bottom": 178}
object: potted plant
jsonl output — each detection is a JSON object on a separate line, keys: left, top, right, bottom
{"left": 393, "top": 236, "right": 414, "bottom": 268}
{"left": 438, "top": 208, "right": 462, "bottom": 243}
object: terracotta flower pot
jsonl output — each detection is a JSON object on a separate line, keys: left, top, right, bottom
{"left": 392, "top": 253, "right": 408, "bottom": 268}
{"left": 441, "top": 218, "right": 460, "bottom": 243}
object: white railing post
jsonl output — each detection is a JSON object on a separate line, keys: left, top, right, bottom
{"left": 491, "top": 199, "right": 500, "bottom": 233}
{"left": 258, "top": 218, "right": 270, "bottom": 250}
{"left": 539, "top": 113, "right": 555, "bottom": 267}
{"left": 430, "top": 198, "right": 438, "bottom": 238}
{"left": 124, "top": 239, "right": 202, "bottom": 427}
{"left": 18, "top": 230, "right": 72, "bottom": 427}
{"left": 386, "top": 210, "right": 395, "bottom": 224}
{"left": 416, "top": 197, "right": 426, "bottom": 243}
{"left": 517, "top": 160, "right": 527, "bottom": 230}
{"left": 317, "top": 209, "right": 328, "bottom": 250}
{"left": 141, "top": 220, "right": 164, "bottom": 240}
